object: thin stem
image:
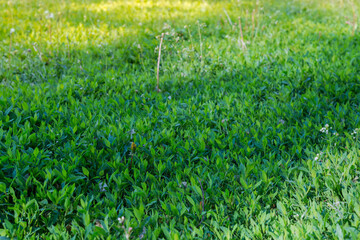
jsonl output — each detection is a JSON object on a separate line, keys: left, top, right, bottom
{"left": 9, "top": 34, "right": 12, "bottom": 68}
{"left": 48, "top": 23, "right": 52, "bottom": 56}
{"left": 252, "top": 9, "right": 255, "bottom": 38}
{"left": 246, "top": 9, "right": 249, "bottom": 31}
{"left": 238, "top": 17, "right": 246, "bottom": 50}
{"left": 351, "top": 1, "right": 357, "bottom": 36}
{"left": 187, "top": 27, "right": 194, "bottom": 50}
{"left": 197, "top": 22, "right": 203, "bottom": 71}
{"left": 156, "top": 33, "right": 164, "bottom": 92}
{"left": 67, "top": 35, "right": 70, "bottom": 60}
{"left": 223, "top": 8, "right": 233, "bottom": 27}
{"left": 197, "top": 177, "right": 205, "bottom": 227}
{"left": 33, "top": 43, "right": 43, "bottom": 62}
{"left": 130, "top": 154, "right": 133, "bottom": 170}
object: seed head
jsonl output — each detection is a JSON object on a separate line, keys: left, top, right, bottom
{"left": 131, "top": 142, "right": 137, "bottom": 153}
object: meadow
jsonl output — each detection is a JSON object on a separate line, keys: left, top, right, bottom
{"left": 1, "top": 0, "right": 360, "bottom": 239}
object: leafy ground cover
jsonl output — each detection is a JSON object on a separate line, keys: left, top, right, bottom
{"left": 1, "top": 0, "right": 360, "bottom": 239}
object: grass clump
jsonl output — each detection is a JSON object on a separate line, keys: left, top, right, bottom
{"left": 1, "top": 0, "right": 360, "bottom": 239}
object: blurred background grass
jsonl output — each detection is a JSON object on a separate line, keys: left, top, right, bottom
{"left": 1, "top": 0, "right": 358, "bottom": 82}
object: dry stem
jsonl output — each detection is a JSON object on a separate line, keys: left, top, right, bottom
{"left": 9, "top": 34, "right": 12, "bottom": 68}
{"left": 156, "top": 33, "right": 164, "bottom": 92}
{"left": 238, "top": 17, "right": 247, "bottom": 50}
{"left": 252, "top": 9, "right": 256, "bottom": 38}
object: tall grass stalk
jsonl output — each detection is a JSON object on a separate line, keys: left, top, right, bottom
{"left": 48, "top": 23, "right": 52, "bottom": 56}
{"left": 67, "top": 35, "right": 71, "bottom": 60}
{"left": 351, "top": 1, "right": 358, "bottom": 36}
{"left": 9, "top": 30, "right": 13, "bottom": 68}
{"left": 238, "top": 17, "right": 246, "bottom": 50}
{"left": 33, "top": 43, "right": 43, "bottom": 62}
{"left": 252, "top": 9, "right": 256, "bottom": 38}
{"left": 198, "top": 22, "right": 204, "bottom": 72}
{"left": 223, "top": 8, "right": 233, "bottom": 28}
{"left": 156, "top": 33, "right": 164, "bottom": 92}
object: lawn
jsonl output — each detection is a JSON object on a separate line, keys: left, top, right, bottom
{"left": 1, "top": 0, "right": 360, "bottom": 239}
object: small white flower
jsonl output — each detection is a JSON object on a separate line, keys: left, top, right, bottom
{"left": 128, "top": 129, "right": 136, "bottom": 139}
{"left": 10, "top": 28, "right": 15, "bottom": 34}
{"left": 314, "top": 157, "right": 319, "bottom": 161}
{"left": 139, "top": 226, "right": 147, "bottom": 239}
{"left": 325, "top": 124, "right": 329, "bottom": 128}
{"left": 99, "top": 182, "right": 108, "bottom": 192}
{"left": 168, "top": 96, "right": 171, "bottom": 100}
{"left": 118, "top": 216, "right": 125, "bottom": 224}
{"left": 47, "top": 13, "right": 54, "bottom": 19}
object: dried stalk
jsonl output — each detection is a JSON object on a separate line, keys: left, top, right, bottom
{"left": 9, "top": 33, "right": 13, "bottom": 68}
{"left": 48, "top": 23, "right": 52, "bottom": 56}
{"left": 156, "top": 33, "right": 164, "bottom": 92}
{"left": 223, "top": 8, "right": 233, "bottom": 27}
{"left": 238, "top": 17, "right": 247, "bottom": 50}
{"left": 33, "top": 43, "right": 43, "bottom": 62}
{"left": 197, "top": 22, "right": 203, "bottom": 70}
{"left": 252, "top": 9, "right": 255, "bottom": 38}
{"left": 351, "top": 2, "right": 358, "bottom": 36}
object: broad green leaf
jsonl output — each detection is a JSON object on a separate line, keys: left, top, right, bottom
{"left": 82, "top": 167, "right": 89, "bottom": 177}
{"left": 0, "top": 182, "right": 6, "bottom": 193}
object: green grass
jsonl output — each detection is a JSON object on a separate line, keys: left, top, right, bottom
{"left": 1, "top": 0, "right": 360, "bottom": 239}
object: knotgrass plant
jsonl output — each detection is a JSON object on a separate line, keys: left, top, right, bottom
{"left": 0, "top": 0, "right": 360, "bottom": 239}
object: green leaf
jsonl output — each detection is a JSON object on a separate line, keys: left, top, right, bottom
{"left": 277, "top": 201, "right": 287, "bottom": 216}
{"left": 33, "top": 148, "right": 39, "bottom": 158}
{"left": 82, "top": 167, "right": 89, "bottom": 177}
{"left": 133, "top": 203, "right": 145, "bottom": 222}
{"left": 336, "top": 224, "right": 344, "bottom": 240}
{"left": 84, "top": 211, "right": 90, "bottom": 226}
{"left": 0, "top": 182, "right": 6, "bottom": 193}
{"left": 239, "top": 177, "right": 249, "bottom": 190}
{"left": 186, "top": 196, "right": 195, "bottom": 207}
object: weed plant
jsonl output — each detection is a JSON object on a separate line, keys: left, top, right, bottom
{"left": 0, "top": 0, "right": 360, "bottom": 239}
